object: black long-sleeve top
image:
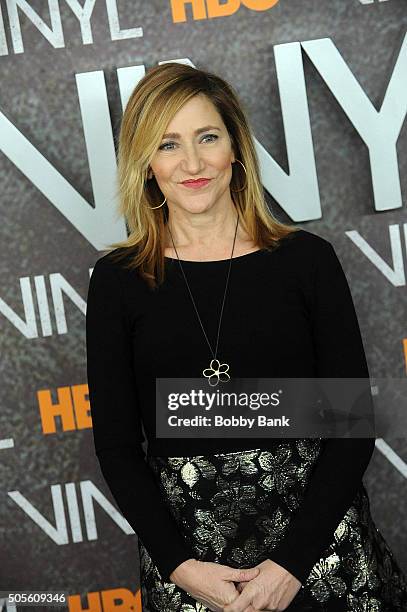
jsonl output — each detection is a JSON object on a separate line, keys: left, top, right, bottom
{"left": 85, "top": 228, "right": 376, "bottom": 585}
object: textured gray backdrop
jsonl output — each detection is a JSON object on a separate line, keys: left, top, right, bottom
{"left": 0, "top": 0, "right": 406, "bottom": 609}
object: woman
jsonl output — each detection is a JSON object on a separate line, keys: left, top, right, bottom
{"left": 85, "top": 63, "right": 407, "bottom": 611}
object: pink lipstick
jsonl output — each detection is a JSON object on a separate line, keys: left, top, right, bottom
{"left": 181, "top": 178, "right": 212, "bottom": 189}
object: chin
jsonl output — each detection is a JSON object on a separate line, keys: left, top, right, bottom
{"left": 178, "top": 200, "right": 215, "bottom": 214}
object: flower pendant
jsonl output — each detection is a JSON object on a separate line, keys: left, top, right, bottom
{"left": 203, "top": 359, "right": 230, "bottom": 386}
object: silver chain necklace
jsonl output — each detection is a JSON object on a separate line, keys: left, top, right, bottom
{"left": 166, "top": 212, "right": 239, "bottom": 387}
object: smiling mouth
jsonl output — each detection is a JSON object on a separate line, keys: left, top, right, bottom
{"left": 181, "top": 178, "right": 212, "bottom": 189}
{"left": 181, "top": 178, "right": 211, "bottom": 184}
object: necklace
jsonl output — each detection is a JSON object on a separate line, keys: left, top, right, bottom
{"left": 166, "top": 212, "right": 239, "bottom": 387}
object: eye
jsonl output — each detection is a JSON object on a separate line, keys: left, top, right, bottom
{"left": 202, "top": 133, "right": 218, "bottom": 143}
{"left": 158, "top": 133, "right": 218, "bottom": 151}
{"left": 158, "top": 141, "right": 175, "bottom": 151}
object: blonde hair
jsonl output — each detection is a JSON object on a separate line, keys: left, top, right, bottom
{"left": 107, "top": 62, "right": 301, "bottom": 290}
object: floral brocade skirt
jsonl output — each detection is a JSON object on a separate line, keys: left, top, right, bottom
{"left": 138, "top": 442, "right": 407, "bottom": 611}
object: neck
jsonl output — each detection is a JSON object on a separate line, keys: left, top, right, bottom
{"left": 165, "top": 201, "right": 241, "bottom": 251}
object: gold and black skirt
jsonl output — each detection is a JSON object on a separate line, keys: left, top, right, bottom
{"left": 138, "top": 443, "right": 407, "bottom": 611}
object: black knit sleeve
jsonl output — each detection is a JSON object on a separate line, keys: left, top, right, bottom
{"left": 269, "top": 236, "right": 376, "bottom": 585}
{"left": 86, "top": 254, "right": 196, "bottom": 582}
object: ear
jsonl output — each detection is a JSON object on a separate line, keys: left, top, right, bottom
{"left": 230, "top": 140, "right": 236, "bottom": 164}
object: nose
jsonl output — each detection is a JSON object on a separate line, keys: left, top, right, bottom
{"left": 180, "top": 143, "right": 204, "bottom": 174}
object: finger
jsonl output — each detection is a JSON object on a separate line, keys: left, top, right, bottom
{"left": 236, "top": 580, "right": 251, "bottom": 593}
{"left": 230, "top": 567, "right": 260, "bottom": 583}
{"left": 223, "top": 587, "right": 253, "bottom": 612}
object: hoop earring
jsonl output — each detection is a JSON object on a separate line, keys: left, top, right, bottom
{"left": 230, "top": 159, "right": 247, "bottom": 193}
{"left": 144, "top": 171, "right": 167, "bottom": 209}
{"left": 146, "top": 196, "right": 167, "bottom": 210}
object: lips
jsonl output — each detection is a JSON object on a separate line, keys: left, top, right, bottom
{"left": 181, "top": 178, "right": 212, "bottom": 189}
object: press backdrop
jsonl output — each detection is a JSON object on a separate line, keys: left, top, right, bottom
{"left": 0, "top": 1, "right": 406, "bottom": 610}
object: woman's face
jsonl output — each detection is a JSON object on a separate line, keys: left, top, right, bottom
{"left": 148, "top": 94, "right": 236, "bottom": 214}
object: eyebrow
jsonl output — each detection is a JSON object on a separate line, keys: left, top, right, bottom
{"left": 161, "top": 125, "right": 221, "bottom": 139}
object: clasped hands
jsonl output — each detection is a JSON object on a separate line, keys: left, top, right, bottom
{"left": 170, "top": 557, "right": 302, "bottom": 612}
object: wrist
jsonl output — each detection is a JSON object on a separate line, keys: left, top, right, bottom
{"left": 169, "top": 558, "right": 199, "bottom": 583}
